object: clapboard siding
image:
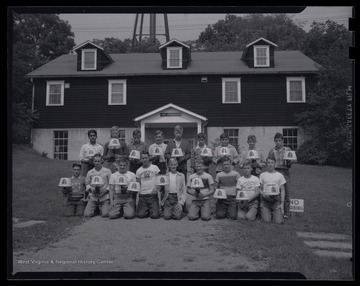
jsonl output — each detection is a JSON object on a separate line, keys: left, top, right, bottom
{"left": 33, "top": 74, "right": 317, "bottom": 128}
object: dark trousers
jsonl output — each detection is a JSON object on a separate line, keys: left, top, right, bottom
{"left": 137, "top": 194, "right": 160, "bottom": 219}
{"left": 65, "top": 199, "right": 85, "bottom": 217}
{"left": 216, "top": 196, "right": 238, "bottom": 219}
{"left": 163, "top": 193, "right": 183, "bottom": 220}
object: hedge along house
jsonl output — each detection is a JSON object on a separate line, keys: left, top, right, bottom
{"left": 27, "top": 37, "right": 320, "bottom": 161}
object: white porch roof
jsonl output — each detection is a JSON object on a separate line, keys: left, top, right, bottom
{"left": 134, "top": 103, "right": 207, "bottom": 122}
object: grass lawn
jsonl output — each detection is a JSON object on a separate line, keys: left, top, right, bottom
{"left": 215, "top": 163, "right": 353, "bottom": 280}
{"left": 12, "top": 144, "right": 86, "bottom": 252}
{"left": 11, "top": 144, "right": 353, "bottom": 279}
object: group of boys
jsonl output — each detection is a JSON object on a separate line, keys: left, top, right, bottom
{"left": 62, "top": 125, "right": 294, "bottom": 224}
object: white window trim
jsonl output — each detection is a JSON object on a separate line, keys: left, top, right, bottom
{"left": 222, "top": 78, "right": 241, "bottom": 104}
{"left": 286, "top": 77, "right": 306, "bottom": 103}
{"left": 166, "top": 47, "right": 182, "bottom": 68}
{"left": 254, "top": 45, "right": 270, "bottom": 67}
{"left": 46, "top": 80, "right": 64, "bottom": 106}
{"left": 108, "top": 79, "right": 127, "bottom": 105}
{"left": 81, "top": 49, "right": 97, "bottom": 70}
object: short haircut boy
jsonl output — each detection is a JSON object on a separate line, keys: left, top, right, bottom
{"left": 88, "top": 129, "right": 97, "bottom": 136}
{"left": 110, "top": 126, "right": 119, "bottom": 133}
{"left": 141, "top": 150, "right": 150, "bottom": 157}
{"left": 195, "top": 158, "right": 204, "bottom": 165}
{"left": 174, "top": 125, "right": 183, "bottom": 132}
{"left": 93, "top": 153, "right": 102, "bottom": 160}
{"left": 247, "top": 135, "right": 257, "bottom": 142}
{"left": 154, "top": 130, "right": 163, "bottom": 136}
{"left": 220, "top": 133, "right": 229, "bottom": 140}
{"left": 222, "top": 156, "right": 232, "bottom": 164}
{"left": 118, "top": 157, "right": 128, "bottom": 164}
{"left": 168, "top": 157, "right": 178, "bottom": 164}
{"left": 197, "top": 133, "right": 206, "bottom": 139}
{"left": 266, "top": 156, "right": 276, "bottom": 163}
{"left": 133, "top": 129, "right": 141, "bottom": 136}
{"left": 72, "top": 163, "right": 82, "bottom": 169}
{"left": 274, "top": 133, "right": 283, "bottom": 140}
{"left": 242, "top": 160, "right": 253, "bottom": 168}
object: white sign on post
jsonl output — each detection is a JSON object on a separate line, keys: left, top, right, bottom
{"left": 290, "top": 199, "right": 304, "bottom": 212}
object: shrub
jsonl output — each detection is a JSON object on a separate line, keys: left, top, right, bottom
{"left": 297, "top": 139, "right": 328, "bottom": 165}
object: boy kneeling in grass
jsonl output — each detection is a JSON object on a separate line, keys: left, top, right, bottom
{"left": 61, "top": 163, "right": 87, "bottom": 217}
{"left": 236, "top": 160, "right": 260, "bottom": 221}
{"left": 108, "top": 158, "right": 137, "bottom": 219}
{"left": 214, "top": 157, "right": 240, "bottom": 220}
{"left": 187, "top": 159, "right": 215, "bottom": 221}
{"left": 161, "top": 158, "right": 187, "bottom": 220}
{"left": 84, "top": 154, "right": 112, "bottom": 218}
{"left": 259, "top": 156, "right": 286, "bottom": 224}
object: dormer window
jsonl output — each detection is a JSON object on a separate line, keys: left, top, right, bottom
{"left": 167, "top": 47, "right": 182, "bottom": 68}
{"left": 254, "top": 45, "right": 270, "bottom": 67}
{"left": 81, "top": 49, "right": 97, "bottom": 70}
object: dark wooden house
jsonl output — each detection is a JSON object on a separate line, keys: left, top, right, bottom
{"left": 27, "top": 38, "right": 320, "bottom": 160}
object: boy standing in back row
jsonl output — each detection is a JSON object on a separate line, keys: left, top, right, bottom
{"left": 239, "top": 135, "right": 266, "bottom": 177}
{"left": 213, "top": 133, "right": 240, "bottom": 174}
{"left": 149, "top": 130, "right": 168, "bottom": 175}
{"left": 79, "top": 130, "right": 104, "bottom": 177}
{"left": 165, "top": 125, "right": 191, "bottom": 182}
{"left": 268, "top": 132, "right": 293, "bottom": 219}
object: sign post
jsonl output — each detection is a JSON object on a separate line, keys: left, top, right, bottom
{"left": 290, "top": 199, "right": 304, "bottom": 217}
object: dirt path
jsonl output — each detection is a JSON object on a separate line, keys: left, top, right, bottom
{"left": 13, "top": 216, "right": 267, "bottom": 273}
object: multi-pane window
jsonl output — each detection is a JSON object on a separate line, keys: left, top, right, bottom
{"left": 118, "top": 130, "right": 126, "bottom": 142}
{"left": 283, "top": 128, "right": 298, "bottom": 150}
{"left": 224, "top": 128, "right": 239, "bottom": 151}
{"left": 54, "top": 130, "right": 68, "bottom": 160}
{"left": 81, "top": 49, "right": 97, "bottom": 70}
{"left": 254, "top": 45, "right": 269, "bottom": 67}
{"left": 167, "top": 47, "right": 182, "bottom": 68}
{"left": 108, "top": 80, "right": 127, "bottom": 105}
{"left": 287, "top": 77, "right": 306, "bottom": 103}
{"left": 46, "top": 81, "right": 64, "bottom": 106}
{"left": 222, "top": 78, "right": 241, "bottom": 103}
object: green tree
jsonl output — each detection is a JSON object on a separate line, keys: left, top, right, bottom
{"left": 92, "top": 37, "right": 132, "bottom": 53}
{"left": 294, "top": 20, "right": 352, "bottom": 166}
{"left": 131, "top": 37, "right": 161, "bottom": 53}
{"left": 198, "top": 14, "right": 306, "bottom": 51}
{"left": 12, "top": 13, "right": 75, "bottom": 142}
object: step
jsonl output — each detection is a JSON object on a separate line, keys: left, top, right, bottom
{"left": 296, "top": 231, "right": 351, "bottom": 241}
{"left": 304, "top": 240, "right": 352, "bottom": 250}
{"left": 313, "top": 250, "right": 352, "bottom": 259}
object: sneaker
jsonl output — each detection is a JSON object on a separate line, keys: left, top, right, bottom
{"left": 284, "top": 214, "right": 289, "bottom": 219}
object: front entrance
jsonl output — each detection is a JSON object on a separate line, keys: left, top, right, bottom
{"left": 134, "top": 103, "right": 208, "bottom": 178}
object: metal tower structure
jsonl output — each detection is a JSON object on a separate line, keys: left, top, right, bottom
{"left": 131, "top": 13, "right": 170, "bottom": 51}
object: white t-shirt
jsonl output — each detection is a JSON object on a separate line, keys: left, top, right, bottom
{"left": 236, "top": 175, "right": 260, "bottom": 197}
{"left": 109, "top": 171, "right": 137, "bottom": 193}
{"left": 149, "top": 143, "right": 167, "bottom": 163}
{"left": 79, "top": 143, "right": 104, "bottom": 160}
{"left": 259, "top": 171, "right": 286, "bottom": 190}
{"left": 169, "top": 172, "right": 177, "bottom": 193}
{"left": 136, "top": 164, "right": 160, "bottom": 194}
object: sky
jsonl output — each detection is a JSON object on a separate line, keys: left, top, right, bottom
{"left": 58, "top": 7, "right": 353, "bottom": 46}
